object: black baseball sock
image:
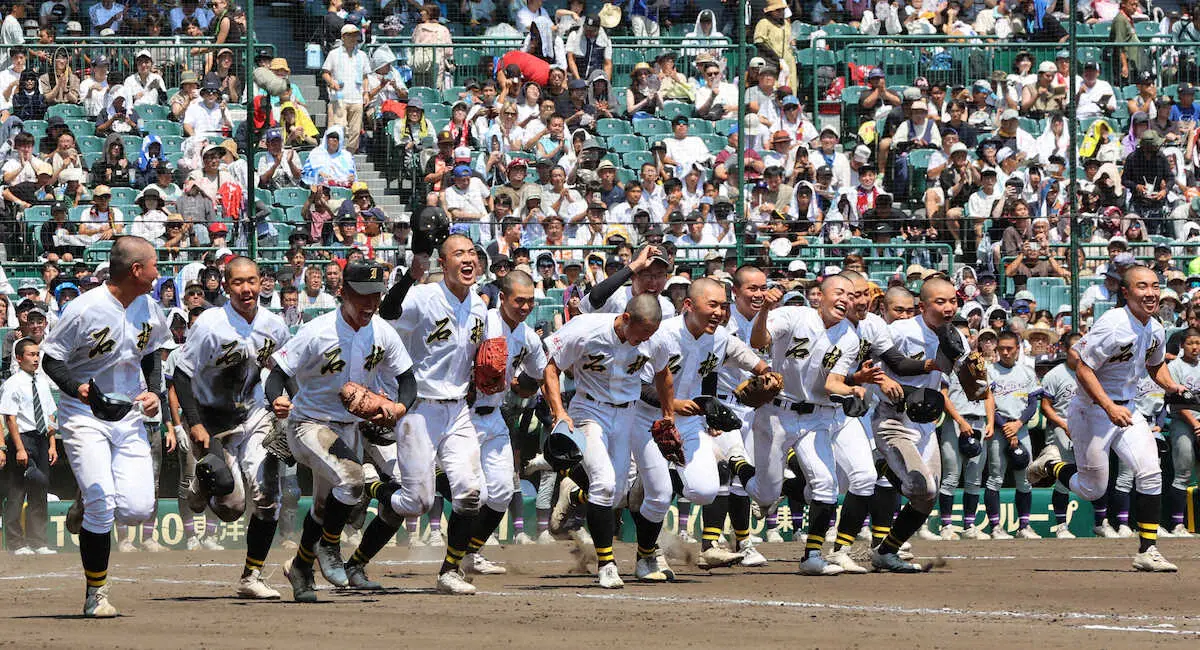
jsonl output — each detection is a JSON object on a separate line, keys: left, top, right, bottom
{"left": 869, "top": 485, "right": 899, "bottom": 546}
{"left": 834, "top": 493, "right": 871, "bottom": 551}
{"left": 349, "top": 516, "right": 401, "bottom": 566}
{"left": 937, "top": 492, "right": 955, "bottom": 529}
{"left": 728, "top": 494, "right": 752, "bottom": 546}
{"left": 782, "top": 473, "right": 807, "bottom": 505}
{"left": 804, "top": 502, "right": 835, "bottom": 560}
{"left": 587, "top": 502, "right": 616, "bottom": 567}
{"left": 962, "top": 491, "right": 981, "bottom": 529}
{"left": 669, "top": 469, "right": 684, "bottom": 497}
{"left": 1134, "top": 491, "right": 1161, "bottom": 553}
{"left": 877, "top": 504, "right": 929, "bottom": 555}
{"left": 1014, "top": 490, "right": 1033, "bottom": 529}
{"left": 984, "top": 489, "right": 1001, "bottom": 528}
{"left": 701, "top": 494, "right": 730, "bottom": 551}
{"left": 466, "top": 506, "right": 506, "bottom": 554}
{"left": 786, "top": 447, "right": 802, "bottom": 475}
{"left": 1169, "top": 486, "right": 1189, "bottom": 529}
{"left": 243, "top": 515, "right": 278, "bottom": 577}
{"left": 294, "top": 510, "right": 323, "bottom": 568}
{"left": 1050, "top": 460, "right": 1077, "bottom": 489}
{"left": 319, "top": 496, "right": 354, "bottom": 550}
{"left": 631, "top": 510, "right": 662, "bottom": 559}
{"left": 1091, "top": 493, "right": 1109, "bottom": 527}
{"left": 730, "top": 457, "right": 755, "bottom": 485}
{"left": 1111, "top": 490, "right": 1131, "bottom": 528}
{"left": 80, "top": 529, "right": 111, "bottom": 590}
{"left": 1052, "top": 490, "right": 1069, "bottom": 525}
{"left": 435, "top": 468, "right": 451, "bottom": 501}
{"left": 439, "top": 510, "right": 476, "bottom": 574}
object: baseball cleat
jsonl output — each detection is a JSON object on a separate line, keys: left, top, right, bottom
{"left": 536, "top": 530, "right": 555, "bottom": 544}
{"left": 345, "top": 562, "right": 383, "bottom": 590}
{"left": 1171, "top": 524, "right": 1193, "bottom": 538}
{"left": 1016, "top": 526, "right": 1041, "bottom": 539}
{"left": 738, "top": 540, "right": 768, "bottom": 567}
{"left": 185, "top": 477, "right": 208, "bottom": 515}
{"left": 1157, "top": 526, "right": 1175, "bottom": 539}
{"left": 990, "top": 525, "right": 1013, "bottom": 540}
{"left": 281, "top": 540, "right": 299, "bottom": 550}
{"left": 916, "top": 524, "right": 940, "bottom": 541}
{"left": 635, "top": 557, "right": 668, "bottom": 582}
{"left": 550, "top": 477, "right": 582, "bottom": 538}
{"left": 408, "top": 534, "right": 426, "bottom": 548}
{"left": 65, "top": 498, "right": 84, "bottom": 535}
{"left": 200, "top": 536, "right": 225, "bottom": 551}
{"left": 597, "top": 563, "right": 624, "bottom": 589}
{"left": 283, "top": 558, "right": 318, "bottom": 603}
{"left": 315, "top": 541, "right": 349, "bottom": 587}
{"left": 463, "top": 553, "right": 507, "bottom": 575}
{"left": 1026, "top": 445, "right": 1062, "bottom": 488}
{"left": 83, "top": 585, "right": 119, "bottom": 618}
{"left": 826, "top": 550, "right": 869, "bottom": 574}
{"left": 1094, "top": 521, "right": 1120, "bottom": 538}
{"left": 238, "top": 569, "right": 282, "bottom": 599}
{"left": 857, "top": 526, "right": 872, "bottom": 542}
{"left": 870, "top": 548, "right": 925, "bottom": 573}
{"left": 13, "top": 546, "right": 34, "bottom": 556}
{"left": 677, "top": 530, "right": 697, "bottom": 544}
{"left": 1116, "top": 524, "right": 1135, "bottom": 538}
{"left": 186, "top": 535, "right": 202, "bottom": 550}
{"left": 141, "top": 539, "right": 168, "bottom": 552}
{"left": 960, "top": 525, "right": 991, "bottom": 540}
{"left": 523, "top": 454, "right": 552, "bottom": 476}
{"left": 117, "top": 539, "right": 137, "bottom": 553}
{"left": 696, "top": 545, "right": 744, "bottom": 569}
{"left": 654, "top": 554, "right": 676, "bottom": 581}
{"left": 1052, "top": 523, "right": 1076, "bottom": 539}
{"left": 33, "top": 546, "right": 57, "bottom": 555}
{"left": 514, "top": 532, "right": 536, "bottom": 545}
{"left": 939, "top": 526, "right": 960, "bottom": 541}
{"left": 799, "top": 554, "right": 845, "bottom": 576}
{"left": 427, "top": 532, "right": 446, "bottom": 548}
{"left": 1132, "top": 546, "right": 1178, "bottom": 572}
{"left": 573, "top": 527, "right": 593, "bottom": 545}
{"left": 437, "top": 569, "right": 477, "bottom": 595}
{"left": 765, "top": 529, "right": 785, "bottom": 544}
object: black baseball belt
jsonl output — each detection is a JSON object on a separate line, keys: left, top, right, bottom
{"left": 582, "top": 393, "right": 631, "bottom": 408}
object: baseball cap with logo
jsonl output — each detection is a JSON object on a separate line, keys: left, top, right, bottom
{"left": 344, "top": 260, "right": 387, "bottom": 294}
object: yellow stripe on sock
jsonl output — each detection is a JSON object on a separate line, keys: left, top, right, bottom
{"left": 572, "top": 489, "right": 588, "bottom": 505}
{"left": 467, "top": 537, "right": 486, "bottom": 552}
{"left": 1137, "top": 522, "right": 1158, "bottom": 531}
{"left": 297, "top": 546, "right": 315, "bottom": 561}
{"left": 446, "top": 547, "right": 466, "bottom": 559}
{"left": 350, "top": 550, "right": 367, "bottom": 565}
{"left": 836, "top": 533, "right": 856, "bottom": 547}
{"left": 1050, "top": 462, "right": 1067, "bottom": 478}
{"left": 596, "top": 546, "right": 615, "bottom": 561}
{"left": 805, "top": 534, "right": 824, "bottom": 551}
{"left": 637, "top": 545, "right": 657, "bottom": 558}
{"left": 701, "top": 526, "right": 722, "bottom": 541}
{"left": 245, "top": 557, "right": 265, "bottom": 569}
{"left": 321, "top": 531, "right": 340, "bottom": 544}
{"left": 734, "top": 528, "right": 749, "bottom": 541}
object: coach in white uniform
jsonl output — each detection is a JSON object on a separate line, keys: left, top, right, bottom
{"left": 1029, "top": 266, "right": 1187, "bottom": 572}
{"left": 268, "top": 259, "right": 416, "bottom": 602}
{"left": 543, "top": 293, "right": 674, "bottom": 589}
{"left": 172, "top": 257, "right": 290, "bottom": 600}
{"left": 43, "top": 236, "right": 168, "bottom": 618}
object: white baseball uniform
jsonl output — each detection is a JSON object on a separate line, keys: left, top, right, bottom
{"left": 1066, "top": 306, "right": 1164, "bottom": 500}
{"left": 390, "top": 281, "right": 488, "bottom": 514}
{"left": 472, "top": 308, "right": 547, "bottom": 513}
{"left": 41, "top": 286, "right": 169, "bottom": 533}
{"left": 713, "top": 306, "right": 767, "bottom": 496}
{"left": 745, "top": 306, "right": 859, "bottom": 508}
{"left": 580, "top": 285, "right": 676, "bottom": 318}
{"left": 176, "top": 302, "right": 290, "bottom": 521}
{"left": 545, "top": 312, "right": 672, "bottom": 507}
{"left": 273, "top": 309, "right": 413, "bottom": 511}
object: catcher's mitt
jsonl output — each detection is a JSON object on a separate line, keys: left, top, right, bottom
{"left": 956, "top": 351, "right": 989, "bottom": 401}
{"left": 734, "top": 371, "right": 784, "bottom": 408}
{"left": 339, "top": 381, "right": 401, "bottom": 428}
{"left": 694, "top": 396, "right": 742, "bottom": 432}
{"left": 650, "top": 418, "right": 685, "bottom": 465}
{"left": 474, "top": 337, "right": 509, "bottom": 395}
{"left": 934, "top": 322, "right": 968, "bottom": 369}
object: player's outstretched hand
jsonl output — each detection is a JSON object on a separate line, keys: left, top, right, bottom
{"left": 190, "top": 423, "right": 211, "bottom": 450}
{"left": 762, "top": 287, "right": 784, "bottom": 310}
{"left": 134, "top": 391, "right": 160, "bottom": 418}
{"left": 1105, "top": 403, "right": 1133, "bottom": 428}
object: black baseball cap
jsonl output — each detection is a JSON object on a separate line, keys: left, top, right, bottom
{"left": 639, "top": 245, "right": 670, "bottom": 268}
{"left": 343, "top": 260, "right": 387, "bottom": 295}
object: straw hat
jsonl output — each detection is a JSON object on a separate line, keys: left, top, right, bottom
{"left": 598, "top": 3, "right": 622, "bottom": 29}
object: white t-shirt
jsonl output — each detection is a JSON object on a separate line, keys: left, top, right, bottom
{"left": 183, "top": 101, "right": 226, "bottom": 137}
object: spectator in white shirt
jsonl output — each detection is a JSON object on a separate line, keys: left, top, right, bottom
{"left": 674, "top": 210, "right": 717, "bottom": 259}
{"left": 694, "top": 60, "right": 738, "bottom": 120}
{"left": 441, "top": 164, "right": 492, "bottom": 227}
{"left": 182, "top": 75, "right": 231, "bottom": 137}
{"left": 322, "top": 24, "right": 371, "bottom": 154}
{"left": 88, "top": 0, "right": 124, "bottom": 35}
{"left": 169, "top": 0, "right": 213, "bottom": 33}
{"left": 122, "top": 49, "right": 166, "bottom": 107}
{"left": 811, "top": 126, "right": 852, "bottom": 191}
{"left": 662, "top": 116, "right": 711, "bottom": 178}
{"left": 298, "top": 265, "right": 338, "bottom": 311}
{"left": 1076, "top": 60, "right": 1117, "bottom": 119}
{"left": 0, "top": 337, "right": 58, "bottom": 555}
{"left": 0, "top": 2, "right": 25, "bottom": 70}
{"left": 78, "top": 56, "right": 109, "bottom": 117}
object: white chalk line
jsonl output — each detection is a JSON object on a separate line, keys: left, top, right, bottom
{"left": 1080, "top": 625, "right": 1200, "bottom": 636}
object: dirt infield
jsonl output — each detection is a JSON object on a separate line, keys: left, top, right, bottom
{"left": 3, "top": 538, "right": 1200, "bottom": 648}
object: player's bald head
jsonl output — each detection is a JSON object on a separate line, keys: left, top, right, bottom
{"left": 884, "top": 286, "right": 913, "bottom": 306}
{"left": 919, "top": 277, "right": 956, "bottom": 303}
{"left": 439, "top": 233, "right": 474, "bottom": 259}
{"left": 625, "top": 293, "right": 663, "bottom": 326}
{"left": 688, "top": 277, "right": 725, "bottom": 302}
{"left": 223, "top": 256, "right": 259, "bottom": 281}
{"left": 108, "top": 235, "right": 155, "bottom": 281}
{"left": 819, "top": 274, "right": 852, "bottom": 293}
{"left": 501, "top": 269, "right": 534, "bottom": 294}
{"left": 732, "top": 265, "right": 766, "bottom": 288}
{"left": 839, "top": 270, "right": 865, "bottom": 285}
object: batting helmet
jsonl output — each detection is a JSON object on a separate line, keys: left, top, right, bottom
{"left": 902, "top": 387, "right": 945, "bottom": 424}
{"left": 23, "top": 463, "right": 49, "bottom": 488}
{"left": 87, "top": 379, "right": 134, "bottom": 422}
{"left": 1006, "top": 443, "right": 1030, "bottom": 471}
{"left": 543, "top": 420, "right": 586, "bottom": 472}
{"left": 958, "top": 431, "right": 983, "bottom": 459}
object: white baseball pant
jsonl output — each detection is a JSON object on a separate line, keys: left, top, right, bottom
{"left": 365, "top": 439, "right": 399, "bottom": 480}
{"left": 568, "top": 397, "right": 637, "bottom": 508}
{"left": 208, "top": 408, "right": 279, "bottom": 522}
{"left": 288, "top": 419, "right": 363, "bottom": 520}
{"left": 405, "top": 399, "right": 485, "bottom": 514}
{"left": 630, "top": 404, "right": 721, "bottom": 523}
{"left": 1065, "top": 400, "right": 1161, "bottom": 499}
{"left": 472, "top": 408, "right": 515, "bottom": 513}
{"left": 61, "top": 410, "right": 156, "bottom": 534}
{"left": 834, "top": 415, "right": 877, "bottom": 497}
{"left": 746, "top": 402, "right": 840, "bottom": 508}
{"left": 873, "top": 406, "right": 941, "bottom": 511}
{"left": 385, "top": 409, "right": 436, "bottom": 519}
{"left": 711, "top": 400, "right": 754, "bottom": 497}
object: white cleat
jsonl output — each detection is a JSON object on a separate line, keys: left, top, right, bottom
{"left": 597, "top": 563, "right": 624, "bottom": 589}
{"left": 635, "top": 557, "right": 668, "bottom": 582}
{"left": 738, "top": 540, "right": 768, "bottom": 567}
{"left": 1026, "top": 444, "right": 1063, "bottom": 487}
{"left": 1116, "top": 524, "right": 1135, "bottom": 538}
{"left": 1094, "top": 521, "right": 1120, "bottom": 538}
{"left": 749, "top": 534, "right": 765, "bottom": 544}
{"left": 826, "top": 550, "right": 869, "bottom": 574}
{"left": 1157, "top": 526, "right": 1175, "bottom": 539}
{"left": 83, "top": 584, "right": 119, "bottom": 617}
{"left": 798, "top": 554, "right": 845, "bottom": 576}
{"left": 916, "top": 525, "right": 940, "bottom": 541}
{"left": 1016, "top": 526, "right": 1042, "bottom": 539}
{"left": 33, "top": 546, "right": 57, "bottom": 555}
{"left": 463, "top": 553, "right": 507, "bottom": 575}
{"left": 427, "top": 532, "right": 446, "bottom": 548}
{"left": 1171, "top": 524, "right": 1194, "bottom": 538}
{"left": 654, "top": 554, "right": 676, "bottom": 581}
{"left": 237, "top": 569, "right": 282, "bottom": 600}
{"left": 990, "top": 525, "right": 1013, "bottom": 540}
{"left": 116, "top": 539, "right": 137, "bottom": 553}
{"left": 961, "top": 525, "right": 991, "bottom": 540}
{"left": 523, "top": 454, "right": 552, "bottom": 476}
{"left": 549, "top": 477, "right": 581, "bottom": 538}
{"left": 185, "top": 535, "right": 202, "bottom": 550}
{"left": 940, "top": 526, "right": 960, "bottom": 541}
{"left": 536, "top": 530, "right": 555, "bottom": 544}
{"left": 200, "top": 536, "right": 225, "bottom": 551}
{"left": 676, "top": 530, "right": 697, "bottom": 544}
{"left": 857, "top": 526, "right": 872, "bottom": 542}
{"left": 514, "top": 532, "right": 536, "bottom": 545}
{"left": 141, "top": 538, "right": 168, "bottom": 552}
{"left": 696, "top": 545, "right": 745, "bottom": 569}
{"left": 408, "top": 535, "right": 427, "bottom": 548}
{"left": 765, "top": 529, "right": 785, "bottom": 544}
{"left": 436, "top": 569, "right": 477, "bottom": 595}
{"left": 485, "top": 534, "right": 500, "bottom": 547}
{"left": 13, "top": 546, "right": 34, "bottom": 556}
{"left": 870, "top": 548, "right": 925, "bottom": 573}
{"left": 1132, "top": 545, "right": 1178, "bottom": 572}
{"left": 1053, "top": 523, "right": 1076, "bottom": 539}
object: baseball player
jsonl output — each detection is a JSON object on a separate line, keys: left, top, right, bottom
{"left": 629, "top": 278, "right": 773, "bottom": 579}
{"left": 42, "top": 236, "right": 168, "bottom": 617}
{"left": 543, "top": 293, "right": 674, "bottom": 589}
{"left": 580, "top": 244, "right": 675, "bottom": 317}
{"left": 742, "top": 275, "right": 865, "bottom": 576}
{"left": 267, "top": 259, "right": 417, "bottom": 602}
{"left": 1029, "top": 266, "right": 1187, "bottom": 572}
{"left": 1166, "top": 328, "right": 1200, "bottom": 537}
{"left": 170, "top": 257, "right": 291, "bottom": 599}
{"left": 1039, "top": 333, "right": 1094, "bottom": 538}
{"left": 983, "top": 331, "right": 1040, "bottom": 540}
{"left": 459, "top": 269, "right": 547, "bottom": 575}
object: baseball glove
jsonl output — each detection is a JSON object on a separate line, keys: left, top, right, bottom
{"left": 734, "top": 371, "right": 784, "bottom": 408}
{"left": 934, "top": 323, "right": 968, "bottom": 371}
{"left": 339, "top": 382, "right": 401, "bottom": 428}
{"left": 694, "top": 395, "right": 742, "bottom": 432}
{"left": 956, "top": 352, "right": 990, "bottom": 401}
{"left": 262, "top": 421, "right": 295, "bottom": 466}
{"left": 650, "top": 418, "right": 685, "bottom": 465}
{"left": 359, "top": 421, "right": 396, "bottom": 446}
{"left": 832, "top": 393, "right": 870, "bottom": 418}
{"left": 474, "top": 337, "right": 509, "bottom": 395}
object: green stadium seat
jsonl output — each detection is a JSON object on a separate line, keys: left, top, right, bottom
{"left": 596, "top": 118, "right": 632, "bottom": 136}
{"left": 274, "top": 187, "right": 308, "bottom": 206}
{"left": 615, "top": 167, "right": 637, "bottom": 184}
{"left": 330, "top": 186, "right": 351, "bottom": 202}
{"left": 142, "top": 120, "right": 182, "bottom": 137}
{"left": 841, "top": 86, "right": 865, "bottom": 132}
{"left": 1026, "top": 276, "right": 1065, "bottom": 309}
{"left": 159, "top": 135, "right": 185, "bottom": 153}
{"left": 906, "top": 148, "right": 936, "bottom": 198}
{"left": 633, "top": 117, "right": 671, "bottom": 137}
{"left": 286, "top": 206, "right": 305, "bottom": 223}
{"left": 23, "top": 120, "right": 47, "bottom": 140}
{"left": 138, "top": 104, "right": 170, "bottom": 121}
{"left": 622, "top": 151, "right": 654, "bottom": 169}
{"left": 688, "top": 120, "right": 713, "bottom": 135}
{"left": 24, "top": 205, "right": 52, "bottom": 224}
{"left": 408, "top": 87, "right": 441, "bottom": 105}
{"left": 109, "top": 187, "right": 138, "bottom": 204}
{"left": 609, "top": 134, "right": 647, "bottom": 152}
{"left": 67, "top": 119, "right": 94, "bottom": 136}
{"left": 47, "top": 104, "right": 86, "bottom": 121}
{"left": 701, "top": 133, "right": 726, "bottom": 154}
{"left": 660, "top": 101, "right": 694, "bottom": 121}
{"left": 715, "top": 118, "right": 737, "bottom": 136}
{"left": 425, "top": 103, "right": 451, "bottom": 122}
{"left": 442, "top": 86, "right": 467, "bottom": 104}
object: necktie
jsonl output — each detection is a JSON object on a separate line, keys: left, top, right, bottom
{"left": 31, "top": 375, "right": 46, "bottom": 434}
